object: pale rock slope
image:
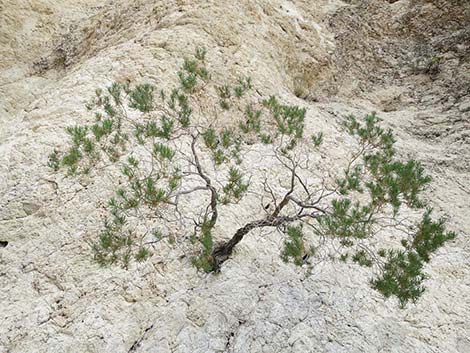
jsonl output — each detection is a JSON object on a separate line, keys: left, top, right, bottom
{"left": 0, "top": 0, "right": 469, "bottom": 352}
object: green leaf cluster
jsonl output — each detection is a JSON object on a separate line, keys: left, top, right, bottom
{"left": 129, "top": 84, "right": 155, "bottom": 113}
{"left": 239, "top": 105, "right": 262, "bottom": 134}
{"left": 281, "top": 225, "right": 307, "bottom": 266}
{"left": 318, "top": 199, "right": 373, "bottom": 241}
{"left": 371, "top": 209, "right": 455, "bottom": 306}
{"left": 263, "top": 96, "right": 305, "bottom": 139}
{"left": 191, "top": 221, "right": 214, "bottom": 273}
{"left": 178, "top": 48, "right": 209, "bottom": 92}
{"left": 221, "top": 167, "right": 249, "bottom": 204}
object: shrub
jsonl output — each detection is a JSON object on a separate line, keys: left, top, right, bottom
{"left": 49, "top": 48, "right": 456, "bottom": 306}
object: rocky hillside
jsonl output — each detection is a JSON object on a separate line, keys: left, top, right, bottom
{"left": 1, "top": 0, "right": 469, "bottom": 352}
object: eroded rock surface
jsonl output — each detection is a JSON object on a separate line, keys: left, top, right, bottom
{"left": 1, "top": 1, "right": 469, "bottom": 352}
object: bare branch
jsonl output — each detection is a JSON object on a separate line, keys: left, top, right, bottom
{"left": 190, "top": 134, "right": 219, "bottom": 226}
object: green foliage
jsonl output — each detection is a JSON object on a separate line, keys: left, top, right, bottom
{"left": 178, "top": 70, "right": 197, "bottom": 92}
{"left": 220, "top": 128, "right": 234, "bottom": 148}
{"left": 217, "top": 85, "right": 232, "bottom": 110}
{"left": 311, "top": 132, "right": 323, "bottom": 147}
{"left": 317, "top": 114, "right": 456, "bottom": 306}
{"left": 61, "top": 147, "right": 82, "bottom": 174}
{"left": 129, "top": 84, "right": 155, "bottom": 113}
{"left": 212, "top": 149, "right": 225, "bottom": 165}
{"left": 239, "top": 105, "right": 262, "bottom": 134}
{"left": 217, "top": 85, "right": 231, "bottom": 99}
{"left": 166, "top": 92, "right": 190, "bottom": 128}
{"left": 371, "top": 250, "right": 426, "bottom": 307}
{"left": 234, "top": 76, "right": 252, "bottom": 98}
{"left": 48, "top": 150, "right": 60, "bottom": 171}
{"left": 153, "top": 143, "right": 175, "bottom": 161}
{"left": 337, "top": 164, "right": 364, "bottom": 195}
{"left": 142, "top": 177, "right": 168, "bottom": 206}
{"left": 281, "top": 225, "right": 306, "bottom": 266}
{"left": 364, "top": 157, "right": 431, "bottom": 213}
{"left": 411, "top": 209, "right": 456, "bottom": 262}
{"left": 107, "top": 82, "right": 123, "bottom": 104}
{"left": 338, "top": 113, "right": 432, "bottom": 215}
{"left": 221, "top": 167, "right": 249, "bottom": 204}
{"left": 178, "top": 50, "right": 208, "bottom": 92}
{"left": 49, "top": 48, "right": 456, "bottom": 308}
{"left": 92, "top": 218, "right": 133, "bottom": 267}
{"left": 217, "top": 77, "right": 251, "bottom": 107}
{"left": 318, "top": 199, "right": 373, "bottom": 240}
{"left": 263, "top": 96, "right": 305, "bottom": 139}
{"left": 259, "top": 133, "right": 273, "bottom": 144}
{"left": 66, "top": 125, "right": 88, "bottom": 146}
{"left": 191, "top": 221, "right": 214, "bottom": 273}
{"left": 202, "top": 128, "right": 218, "bottom": 150}
{"left": 135, "top": 247, "right": 150, "bottom": 262}
{"left": 343, "top": 113, "right": 394, "bottom": 150}
{"left": 352, "top": 250, "right": 373, "bottom": 267}
{"left": 195, "top": 47, "right": 207, "bottom": 62}
{"left": 220, "top": 100, "right": 230, "bottom": 110}
{"left": 202, "top": 128, "right": 230, "bottom": 164}
{"left": 144, "top": 116, "right": 174, "bottom": 140}
{"left": 91, "top": 118, "right": 114, "bottom": 141}
{"left": 372, "top": 209, "right": 455, "bottom": 307}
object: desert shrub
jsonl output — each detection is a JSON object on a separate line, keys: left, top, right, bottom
{"left": 49, "top": 48, "right": 456, "bottom": 306}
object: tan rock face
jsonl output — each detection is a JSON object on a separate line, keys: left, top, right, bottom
{"left": 0, "top": 1, "right": 469, "bottom": 352}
